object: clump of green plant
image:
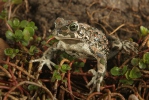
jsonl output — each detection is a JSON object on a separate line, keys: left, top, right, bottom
{"left": 4, "top": 18, "right": 39, "bottom": 57}
{"left": 0, "top": 10, "right": 7, "bottom": 19}
{"left": 140, "top": 26, "right": 149, "bottom": 37}
{"left": 6, "top": 18, "right": 37, "bottom": 46}
{"left": 110, "top": 52, "right": 149, "bottom": 85}
{"left": 55, "top": 51, "right": 85, "bottom": 71}
{"left": 4, "top": 48, "right": 19, "bottom": 59}
{"left": 51, "top": 56, "right": 85, "bottom": 82}
{"left": 110, "top": 26, "right": 149, "bottom": 85}
{"left": 51, "top": 64, "right": 71, "bottom": 82}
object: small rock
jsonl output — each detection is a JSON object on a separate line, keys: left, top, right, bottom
{"left": 128, "top": 94, "right": 139, "bottom": 100}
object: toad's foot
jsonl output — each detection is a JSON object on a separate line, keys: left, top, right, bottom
{"left": 87, "top": 60, "right": 106, "bottom": 93}
{"left": 31, "top": 57, "right": 56, "bottom": 71}
{"left": 30, "top": 53, "right": 56, "bottom": 78}
{"left": 121, "top": 40, "right": 138, "bottom": 54}
{"left": 31, "top": 47, "right": 56, "bottom": 72}
{"left": 87, "top": 69, "right": 104, "bottom": 93}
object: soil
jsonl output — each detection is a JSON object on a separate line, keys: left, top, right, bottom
{"left": 1, "top": 0, "right": 149, "bottom": 100}
{"left": 28, "top": 0, "right": 149, "bottom": 40}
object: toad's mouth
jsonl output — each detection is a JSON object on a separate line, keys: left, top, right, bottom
{"left": 54, "top": 36, "right": 82, "bottom": 44}
{"left": 54, "top": 36, "right": 78, "bottom": 40}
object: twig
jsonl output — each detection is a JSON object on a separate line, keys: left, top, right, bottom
{"left": 53, "top": 59, "right": 70, "bottom": 98}
{"left": 0, "top": 60, "right": 35, "bottom": 79}
{"left": 5, "top": 20, "right": 13, "bottom": 31}
{"left": 104, "top": 89, "right": 111, "bottom": 100}
{"left": 8, "top": 66, "right": 24, "bottom": 94}
{"left": 1, "top": 92, "right": 18, "bottom": 100}
{"left": 109, "top": 24, "right": 125, "bottom": 35}
{"left": 11, "top": 4, "right": 21, "bottom": 17}
{"left": 110, "top": 93, "right": 125, "bottom": 100}
{"left": 60, "top": 86, "right": 82, "bottom": 100}
{"left": 139, "top": 33, "right": 149, "bottom": 50}
{"left": 68, "top": 61, "right": 74, "bottom": 100}
{"left": 117, "top": 85, "right": 144, "bottom": 100}
{"left": 41, "top": 24, "right": 47, "bottom": 39}
{"left": 27, "top": 57, "right": 33, "bottom": 80}
{"left": 0, "top": 65, "right": 11, "bottom": 78}
{"left": 8, "top": 0, "right": 12, "bottom": 19}
{"left": 3, "top": 81, "right": 55, "bottom": 100}
{"left": 24, "top": 0, "right": 29, "bottom": 14}
{"left": 46, "top": 36, "right": 55, "bottom": 44}
{"left": 86, "top": 92, "right": 102, "bottom": 100}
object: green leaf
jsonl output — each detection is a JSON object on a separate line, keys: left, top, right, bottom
{"left": 54, "top": 65, "right": 59, "bottom": 69}
{"left": 4, "top": 48, "right": 19, "bottom": 59}
{"left": 28, "top": 85, "right": 38, "bottom": 91}
{"left": 62, "top": 79, "right": 67, "bottom": 83}
{"left": 143, "top": 52, "right": 149, "bottom": 64}
{"left": 4, "top": 48, "right": 13, "bottom": 55}
{"left": 13, "top": 18, "right": 20, "bottom": 27}
{"left": 55, "top": 74, "right": 62, "bottom": 80}
{"left": 119, "top": 79, "right": 134, "bottom": 85}
{"left": 131, "top": 58, "right": 139, "bottom": 66}
{"left": 14, "top": 49, "right": 19, "bottom": 53}
{"left": 73, "top": 61, "right": 78, "bottom": 67}
{"left": 23, "top": 29, "right": 31, "bottom": 41}
{"left": 129, "top": 67, "right": 142, "bottom": 79}
{"left": 7, "top": 20, "right": 13, "bottom": 27}
{"left": 48, "top": 35, "right": 54, "bottom": 39}
{"left": 61, "top": 64, "right": 71, "bottom": 73}
{"left": 12, "top": 0, "right": 22, "bottom": 4}
{"left": 19, "top": 20, "right": 28, "bottom": 28}
{"left": 29, "top": 46, "right": 38, "bottom": 55}
{"left": 110, "top": 66, "right": 120, "bottom": 76}
{"left": 27, "top": 21, "right": 34, "bottom": 27}
{"left": 27, "top": 21, "right": 37, "bottom": 30}
{"left": 51, "top": 76, "right": 56, "bottom": 82}
{"left": 3, "top": 64, "right": 8, "bottom": 69}
{"left": 0, "top": 10, "right": 7, "bottom": 19}
{"left": 23, "top": 36, "right": 33, "bottom": 42}
{"left": 14, "top": 30, "right": 23, "bottom": 41}
{"left": 73, "top": 61, "right": 85, "bottom": 68}
{"left": 78, "top": 62, "right": 85, "bottom": 67}
{"left": 35, "top": 36, "right": 41, "bottom": 43}
{"left": 139, "top": 60, "right": 146, "bottom": 69}
{"left": 125, "top": 70, "right": 131, "bottom": 79}
{"left": 51, "top": 71, "right": 62, "bottom": 82}
{"left": 21, "top": 40, "right": 29, "bottom": 46}
{"left": 74, "top": 68, "right": 80, "bottom": 72}
{"left": 24, "top": 27, "right": 35, "bottom": 36}
{"left": 5, "top": 30, "right": 14, "bottom": 40}
{"left": 121, "top": 66, "right": 128, "bottom": 75}
{"left": 140, "top": 26, "right": 149, "bottom": 37}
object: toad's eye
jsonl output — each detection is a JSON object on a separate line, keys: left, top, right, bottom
{"left": 69, "top": 22, "right": 79, "bottom": 31}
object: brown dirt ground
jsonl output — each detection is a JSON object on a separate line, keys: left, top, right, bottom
{"left": 27, "top": 0, "right": 149, "bottom": 40}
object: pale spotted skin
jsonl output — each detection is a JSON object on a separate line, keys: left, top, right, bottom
{"left": 31, "top": 18, "right": 138, "bottom": 93}
{"left": 51, "top": 18, "right": 109, "bottom": 92}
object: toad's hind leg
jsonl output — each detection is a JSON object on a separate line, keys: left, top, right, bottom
{"left": 87, "top": 55, "right": 107, "bottom": 92}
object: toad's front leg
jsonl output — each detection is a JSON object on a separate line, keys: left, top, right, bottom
{"left": 30, "top": 41, "right": 63, "bottom": 78}
{"left": 87, "top": 53, "right": 107, "bottom": 92}
{"left": 30, "top": 47, "right": 57, "bottom": 78}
